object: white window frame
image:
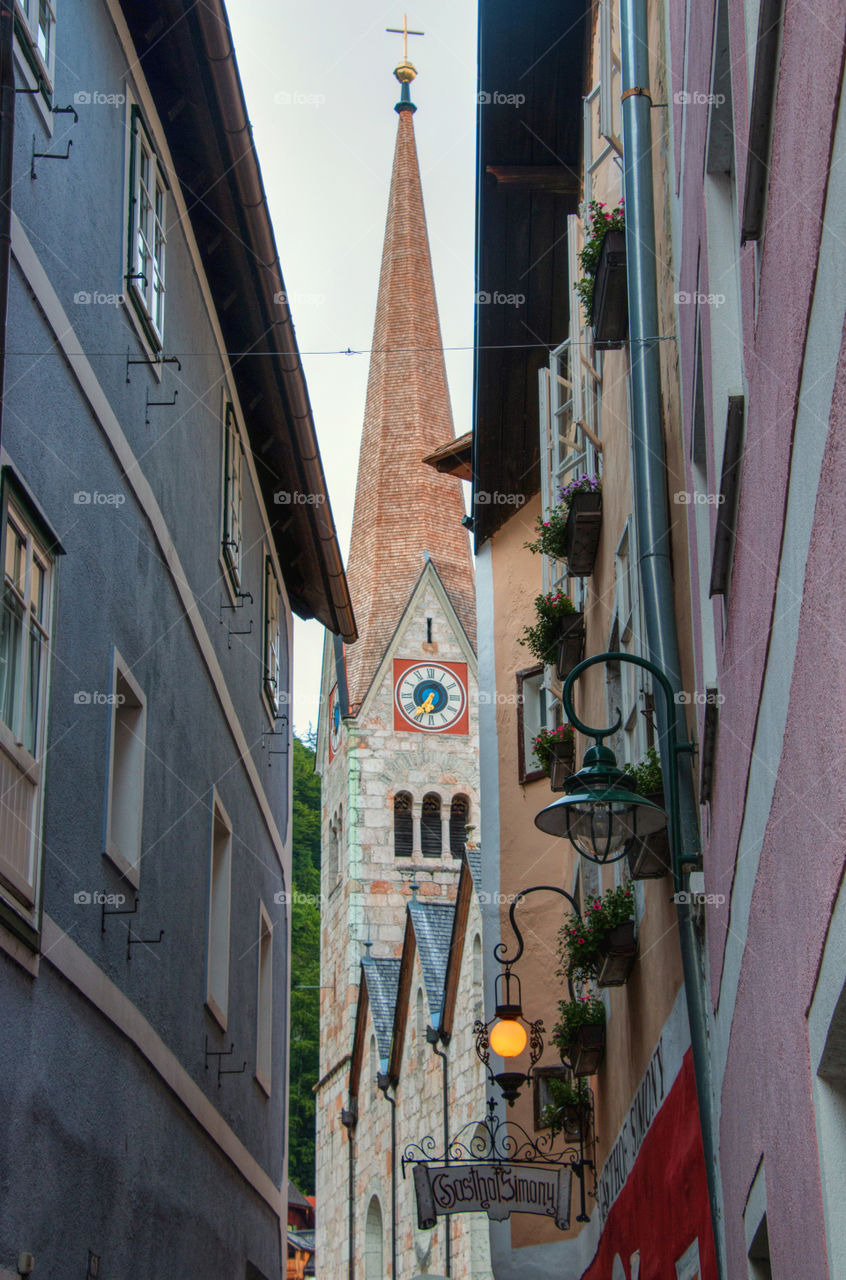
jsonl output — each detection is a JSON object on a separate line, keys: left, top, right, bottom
{"left": 103, "top": 649, "right": 147, "bottom": 888}
{"left": 0, "top": 491, "right": 55, "bottom": 915}
{"left": 220, "top": 401, "right": 244, "bottom": 596}
{"left": 206, "top": 791, "right": 232, "bottom": 1030}
{"left": 262, "top": 552, "right": 282, "bottom": 718}
{"left": 598, "top": 0, "right": 623, "bottom": 155}
{"left": 127, "top": 106, "right": 168, "bottom": 349}
{"left": 539, "top": 220, "right": 602, "bottom": 618}
{"left": 255, "top": 900, "right": 273, "bottom": 1095}
{"left": 14, "top": 0, "right": 56, "bottom": 92}
{"left": 517, "top": 665, "right": 547, "bottom": 781}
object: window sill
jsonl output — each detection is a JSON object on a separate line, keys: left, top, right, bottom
{"left": 123, "top": 286, "right": 164, "bottom": 363}
{"left": 219, "top": 552, "right": 243, "bottom": 610}
{"left": 0, "top": 721, "right": 40, "bottom": 782}
{"left": 13, "top": 29, "right": 54, "bottom": 133}
{"left": 205, "top": 995, "right": 228, "bottom": 1033}
{"left": 103, "top": 844, "right": 141, "bottom": 890}
{"left": 0, "top": 909, "right": 39, "bottom": 974}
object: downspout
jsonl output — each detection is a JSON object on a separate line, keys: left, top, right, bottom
{"left": 427, "top": 1028, "right": 451, "bottom": 1278}
{"left": 618, "top": 0, "right": 725, "bottom": 1273}
{"left": 378, "top": 1074, "right": 398, "bottom": 1280}
{"left": 0, "top": 0, "right": 16, "bottom": 451}
{"left": 341, "top": 1101, "right": 358, "bottom": 1280}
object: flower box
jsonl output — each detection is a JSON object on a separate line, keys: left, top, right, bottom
{"left": 555, "top": 611, "right": 586, "bottom": 680}
{"left": 549, "top": 737, "right": 576, "bottom": 792}
{"left": 563, "top": 491, "right": 602, "bottom": 576}
{"left": 591, "top": 229, "right": 628, "bottom": 349}
{"left": 596, "top": 920, "right": 638, "bottom": 988}
{"left": 570, "top": 1024, "right": 606, "bottom": 1077}
{"left": 626, "top": 789, "right": 671, "bottom": 879}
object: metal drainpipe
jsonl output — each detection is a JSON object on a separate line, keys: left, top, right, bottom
{"left": 618, "top": 0, "right": 725, "bottom": 1273}
{"left": 378, "top": 1074, "right": 398, "bottom": 1280}
{"left": 341, "top": 1101, "right": 358, "bottom": 1280}
{"left": 0, "top": 0, "right": 16, "bottom": 452}
{"left": 427, "top": 1028, "right": 451, "bottom": 1277}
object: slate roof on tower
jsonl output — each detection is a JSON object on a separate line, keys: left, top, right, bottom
{"left": 362, "top": 956, "right": 402, "bottom": 1065}
{"left": 408, "top": 899, "right": 455, "bottom": 1029}
{"left": 344, "top": 70, "right": 476, "bottom": 710}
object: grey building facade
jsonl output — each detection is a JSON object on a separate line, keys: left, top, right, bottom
{"left": 0, "top": 1, "right": 355, "bottom": 1276}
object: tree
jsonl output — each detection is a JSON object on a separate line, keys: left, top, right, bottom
{"left": 288, "top": 735, "right": 321, "bottom": 1193}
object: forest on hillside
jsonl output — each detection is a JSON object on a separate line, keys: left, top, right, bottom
{"left": 288, "top": 734, "right": 321, "bottom": 1194}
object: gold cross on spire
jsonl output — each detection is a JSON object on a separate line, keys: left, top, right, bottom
{"left": 386, "top": 13, "right": 424, "bottom": 64}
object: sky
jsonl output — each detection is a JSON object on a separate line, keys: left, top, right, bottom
{"left": 225, "top": 0, "right": 479, "bottom": 737}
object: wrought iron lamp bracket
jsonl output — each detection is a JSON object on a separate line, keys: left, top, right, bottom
{"left": 562, "top": 651, "right": 700, "bottom": 884}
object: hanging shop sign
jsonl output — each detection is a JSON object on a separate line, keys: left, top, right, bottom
{"left": 413, "top": 1162, "right": 572, "bottom": 1231}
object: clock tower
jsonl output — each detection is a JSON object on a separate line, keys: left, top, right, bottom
{"left": 314, "top": 50, "right": 479, "bottom": 1270}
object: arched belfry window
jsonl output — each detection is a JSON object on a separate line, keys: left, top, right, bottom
{"left": 450, "top": 795, "right": 469, "bottom": 857}
{"left": 421, "top": 793, "right": 441, "bottom": 858}
{"left": 394, "top": 792, "right": 412, "bottom": 858}
{"left": 365, "top": 1196, "right": 383, "bottom": 1280}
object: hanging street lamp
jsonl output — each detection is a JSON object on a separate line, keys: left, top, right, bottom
{"left": 474, "top": 885, "right": 582, "bottom": 1105}
{"left": 534, "top": 653, "right": 699, "bottom": 884}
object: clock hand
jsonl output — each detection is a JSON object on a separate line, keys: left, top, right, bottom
{"left": 414, "top": 692, "right": 436, "bottom": 718}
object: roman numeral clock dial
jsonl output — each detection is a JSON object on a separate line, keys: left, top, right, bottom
{"left": 393, "top": 660, "right": 469, "bottom": 734}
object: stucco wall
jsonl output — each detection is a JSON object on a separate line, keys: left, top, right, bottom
{"left": 0, "top": 2, "right": 297, "bottom": 1275}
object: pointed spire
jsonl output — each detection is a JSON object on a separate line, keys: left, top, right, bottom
{"left": 344, "top": 67, "right": 476, "bottom": 709}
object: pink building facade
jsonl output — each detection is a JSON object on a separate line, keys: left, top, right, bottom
{"left": 667, "top": 0, "right": 846, "bottom": 1274}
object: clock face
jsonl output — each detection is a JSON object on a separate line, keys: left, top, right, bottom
{"left": 393, "top": 660, "right": 468, "bottom": 734}
{"left": 328, "top": 685, "right": 342, "bottom": 758}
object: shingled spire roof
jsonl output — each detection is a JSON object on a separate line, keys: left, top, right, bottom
{"left": 344, "top": 73, "right": 476, "bottom": 710}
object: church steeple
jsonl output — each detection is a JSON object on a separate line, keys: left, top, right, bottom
{"left": 344, "top": 60, "right": 476, "bottom": 711}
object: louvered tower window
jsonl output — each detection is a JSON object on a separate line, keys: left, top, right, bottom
{"left": 394, "top": 792, "right": 413, "bottom": 858}
{"left": 421, "top": 793, "right": 441, "bottom": 858}
{"left": 449, "top": 795, "right": 469, "bottom": 857}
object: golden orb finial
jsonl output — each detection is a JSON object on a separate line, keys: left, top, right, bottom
{"left": 387, "top": 14, "right": 423, "bottom": 84}
{"left": 394, "top": 59, "right": 417, "bottom": 85}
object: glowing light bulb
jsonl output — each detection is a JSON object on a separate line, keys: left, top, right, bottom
{"left": 489, "top": 1018, "right": 527, "bottom": 1058}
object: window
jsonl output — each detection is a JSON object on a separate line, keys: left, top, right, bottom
{"left": 0, "top": 491, "right": 55, "bottom": 916}
{"left": 416, "top": 986, "right": 426, "bottom": 1053}
{"left": 15, "top": 0, "right": 56, "bottom": 87}
{"left": 221, "top": 403, "right": 244, "bottom": 591}
{"left": 421, "top": 793, "right": 441, "bottom": 858}
{"left": 449, "top": 795, "right": 469, "bottom": 857}
{"left": 255, "top": 903, "right": 273, "bottom": 1094}
{"left": 127, "top": 107, "right": 168, "bottom": 347}
{"left": 740, "top": 0, "right": 784, "bottom": 248}
{"left": 104, "top": 654, "right": 147, "bottom": 885}
{"left": 263, "top": 554, "right": 283, "bottom": 716}
{"left": 369, "top": 1034, "right": 378, "bottom": 1103}
{"left": 206, "top": 795, "right": 232, "bottom": 1028}
{"left": 364, "top": 1196, "right": 383, "bottom": 1280}
{"left": 326, "top": 807, "right": 342, "bottom": 887}
{"left": 472, "top": 933, "right": 483, "bottom": 1020}
{"left": 394, "top": 792, "right": 412, "bottom": 858}
{"left": 516, "top": 665, "right": 547, "bottom": 783}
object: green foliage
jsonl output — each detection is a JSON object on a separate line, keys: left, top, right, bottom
{"left": 524, "top": 477, "right": 601, "bottom": 560}
{"left": 557, "top": 885, "right": 635, "bottom": 981}
{"left": 540, "top": 1075, "right": 591, "bottom": 1135}
{"left": 519, "top": 591, "right": 577, "bottom": 664}
{"left": 551, "top": 995, "right": 606, "bottom": 1059}
{"left": 532, "top": 724, "right": 575, "bottom": 776}
{"left": 288, "top": 735, "right": 322, "bottom": 1194}
{"left": 574, "top": 199, "right": 625, "bottom": 323}
{"left": 622, "top": 745, "right": 663, "bottom": 796}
